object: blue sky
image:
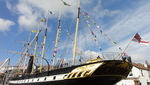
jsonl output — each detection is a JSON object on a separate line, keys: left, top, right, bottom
{"left": 0, "top": 0, "right": 150, "bottom": 66}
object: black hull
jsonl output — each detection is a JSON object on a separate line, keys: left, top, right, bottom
{"left": 9, "top": 76, "right": 122, "bottom": 85}
{"left": 8, "top": 60, "right": 132, "bottom": 85}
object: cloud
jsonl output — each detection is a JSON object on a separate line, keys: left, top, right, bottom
{"left": 77, "top": 0, "right": 150, "bottom": 64}
{"left": 93, "top": 5, "right": 121, "bottom": 19}
{"left": 18, "top": 15, "right": 38, "bottom": 31}
{"left": 5, "top": 0, "right": 78, "bottom": 31}
{"left": 0, "top": 18, "right": 15, "bottom": 32}
{"left": 5, "top": 0, "right": 12, "bottom": 11}
{"left": 126, "top": 43, "right": 149, "bottom": 63}
{"left": 107, "top": 1, "right": 150, "bottom": 63}
{"left": 4, "top": 0, "right": 150, "bottom": 64}
{"left": 107, "top": 1, "right": 150, "bottom": 40}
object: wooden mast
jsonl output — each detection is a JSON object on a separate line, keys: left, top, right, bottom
{"left": 72, "top": 0, "right": 80, "bottom": 65}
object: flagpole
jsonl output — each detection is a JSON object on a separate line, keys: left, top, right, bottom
{"left": 122, "top": 32, "right": 138, "bottom": 54}
{"left": 122, "top": 39, "right": 132, "bottom": 54}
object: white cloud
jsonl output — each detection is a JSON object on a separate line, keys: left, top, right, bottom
{"left": 16, "top": 2, "right": 33, "bottom": 15}
{"left": 107, "top": 1, "right": 150, "bottom": 63}
{"left": 5, "top": 0, "right": 12, "bottom": 11}
{"left": 77, "top": 0, "right": 150, "bottom": 64}
{"left": 108, "top": 1, "right": 150, "bottom": 40}
{"left": 126, "top": 43, "right": 150, "bottom": 64}
{"left": 18, "top": 15, "right": 38, "bottom": 31}
{"left": 0, "top": 18, "right": 15, "bottom": 32}
{"left": 6, "top": 0, "right": 78, "bottom": 31}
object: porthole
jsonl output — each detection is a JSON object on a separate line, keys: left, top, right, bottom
{"left": 53, "top": 76, "right": 56, "bottom": 80}
{"left": 37, "top": 78, "right": 39, "bottom": 81}
{"left": 32, "top": 79, "right": 34, "bottom": 81}
{"left": 44, "top": 77, "right": 47, "bottom": 81}
{"left": 63, "top": 75, "right": 67, "bottom": 78}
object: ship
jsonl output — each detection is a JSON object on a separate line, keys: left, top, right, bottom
{"left": 2, "top": 0, "right": 132, "bottom": 85}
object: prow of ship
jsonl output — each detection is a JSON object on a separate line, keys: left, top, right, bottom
{"left": 63, "top": 54, "right": 132, "bottom": 85}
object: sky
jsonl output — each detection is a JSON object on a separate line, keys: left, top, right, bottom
{"left": 0, "top": 0, "right": 150, "bottom": 66}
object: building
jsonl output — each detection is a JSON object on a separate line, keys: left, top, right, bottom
{"left": 0, "top": 66, "right": 20, "bottom": 73}
{"left": 116, "top": 63, "right": 150, "bottom": 85}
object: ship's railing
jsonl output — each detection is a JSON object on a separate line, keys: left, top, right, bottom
{"left": 97, "top": 52, "right": 130, "bottom": 61}
{"left": 41, "top": 57, "right": 50, "bottom": 75}
{"left": 84, "top": 52, "right": 132, "bottom": 64}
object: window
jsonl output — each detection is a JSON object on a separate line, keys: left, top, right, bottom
{"left": 147, "top": 82, "right": 150, "bottom": 85}
{"left": 129, "top": 71, "right": 133, "bottom": 76}
{"left": 141, "top": 70, "right": 144, "bottom": 76}
{"left": 129, "top": 73, "right": 133, "bottom": 76}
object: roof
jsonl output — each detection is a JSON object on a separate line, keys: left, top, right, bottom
{"left": 0, "top": 73, "right": 5, "bottom": 75}
{"left": 132, "top": 63, "right": 149, "bottom": 70}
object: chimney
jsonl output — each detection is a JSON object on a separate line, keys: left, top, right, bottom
{"left": 144, "top": 61, "right": 149, "bottom": 68}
